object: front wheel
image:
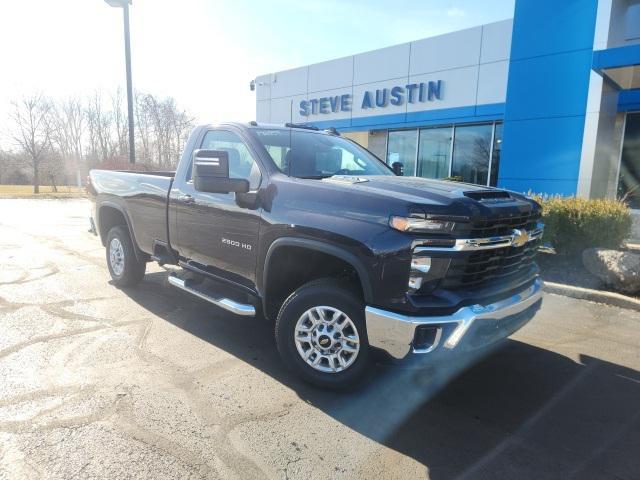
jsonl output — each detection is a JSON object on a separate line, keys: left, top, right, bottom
{"left": 275, "top": 279, "right": 371, "bottom": 389}
{"left": 106, "top": 225, "right": 146, "bottom": 287}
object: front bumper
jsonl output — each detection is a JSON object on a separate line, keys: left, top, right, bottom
{"left": 365, "top": 277, "right": 543, "bottom": 360}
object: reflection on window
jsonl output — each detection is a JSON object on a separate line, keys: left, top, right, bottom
{"left": 264, "top": 145, "right": 289, "bottom": 171}
{"left": 451, "top": 124, "right": 493, "bottom": 185}
{"left": 618, "top": 112, "right": 640, "bottom": 209}
{"left": 199, "top": 130, "right": 261, "bottom": 189}
{"left": 417, "top": 127, "right": 452, "bottom": 179}
{"left": 387, "top": 130, "right": 417, "bottom": 176}
{"left": 255, "top": 129, "right": 392, "bottom": 178}
{"left": 490, "top": 123, "right": 503, "bottom": 187}
{"left": 385, "top": 122, "right": 502, "bottom": 186}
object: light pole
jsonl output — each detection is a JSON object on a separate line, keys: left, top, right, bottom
{"left": 105, "top": 0, "right": 135, "bottom": 164}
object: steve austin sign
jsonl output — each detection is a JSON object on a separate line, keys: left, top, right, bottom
{"left": 299, "top": 80, "right": 443, "bottom": 116}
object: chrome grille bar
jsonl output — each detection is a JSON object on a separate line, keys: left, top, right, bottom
{"left": 414, "top": 222, "right": 544, "bottom": 253}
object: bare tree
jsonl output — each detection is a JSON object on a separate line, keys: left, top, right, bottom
{"left": 0, "top": 149, "right": 9, "bottom": 184}
{"left": 49, "top": 97, "right": 85, "bottom": 185}
{"left": 135, "top": 92, "right": 193, "bottom": 168}
{"left": 5, "top": 90, "right": 194, "bottom": 186}
{"left": 85, "top": 92, "right": 115, "bottom": 162}
{"left": 111, "top": 87, "right": 128, "bottom": 157}
{"left": 9, "top": 94, "right": 52, "bottom": 193}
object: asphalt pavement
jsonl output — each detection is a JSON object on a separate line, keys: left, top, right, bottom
{"left": 0, "top": 199, "right": 639, "bottom": 480}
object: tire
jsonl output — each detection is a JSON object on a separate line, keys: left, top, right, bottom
{"left": 275, "top": 278, "right": 371, "bottom": 389}
{"left": 106, "top": 225, "right": 146, "bottom": 287}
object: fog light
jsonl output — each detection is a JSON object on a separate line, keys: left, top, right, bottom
{"left": 411, "top": 256, "right": 431, "bottom": 273}
{"left": 413, "top": 325, "right": 442, "bottom": 353}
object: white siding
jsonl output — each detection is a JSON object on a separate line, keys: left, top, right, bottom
{"left": 477, "top": 61, "right": 509, "bottom": 105}
{"left": 308, "top": 56, "right": 353, "bottom": 93}
{"left": 480, "top": 19, "right": 513, "bottom": 63}
{"left": 255, "top": 19, "right": 513, "bottom": 125}
{"left": 407, "top": 66, "right": 479, "bottom": 113}
{"left": 270, "top": 97, "right": 294, "bottom": 123}
{"left": 353, "top": 43, "right": 410, "bottom": 85}
{"left": 352, "top": 80, "right": 408, "bottom": 118}
{"left": 256, "top": 99, "right": 270, "bottom": 122}
{"left": 270, "top": 67, "right": 308, "bottom": 99}
{"left": 254, "top": 74, "right": 271, "bottom": 102}
{"left": 410, "top": 26, "right": 482, "bottom": 74}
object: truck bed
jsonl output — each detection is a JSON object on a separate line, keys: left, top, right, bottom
{"left": 89, "top": 169, "right": 174, "bottom": 255}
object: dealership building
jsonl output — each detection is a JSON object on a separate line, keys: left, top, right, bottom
{"left": 253, "top": 0, "right": 640, "bottom": 208}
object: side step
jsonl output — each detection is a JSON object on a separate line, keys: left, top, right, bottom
{"left": 167, "top": 275, "right": 256, "bottom": 317}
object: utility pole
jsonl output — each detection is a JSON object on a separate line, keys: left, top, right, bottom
{"left": 105, "top": 0, "right": 135, "bottom": 163}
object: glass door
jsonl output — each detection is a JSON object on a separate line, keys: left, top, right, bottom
{"left": 618, "top": 112, "right": 640, "bottom": 209}
{"left": 386, "top": 130, "right": 418, "bottom": 176}
{"left": 450, "top": 124, "right": 493, "bottom": 185}
{"left": 417, "top": 126, "right": 452, "bottom": 179}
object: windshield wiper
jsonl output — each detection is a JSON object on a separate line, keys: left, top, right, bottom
{"left": 297, "top": 174, "right": 334, "bottom": 179}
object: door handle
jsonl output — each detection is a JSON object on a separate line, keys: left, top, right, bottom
{"left": 179, "top": 194, "right": 195, "bottom": 204}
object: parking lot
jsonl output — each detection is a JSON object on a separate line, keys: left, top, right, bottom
{"left": 1, "top": 198, "right": 639, "bottom": 479}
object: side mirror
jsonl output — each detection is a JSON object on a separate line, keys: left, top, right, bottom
{"left": 193, "top": 149, "right": 249, "bottom": 194}
{"left": 392, "top": 161, "right": 404, "bottom": 176}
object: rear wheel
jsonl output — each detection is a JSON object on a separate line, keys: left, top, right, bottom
{"left": 275, "top": 279, "right": 370, "bottom": 389}
{"left": 106, "top": 225, "right": 146, "bottom": 287}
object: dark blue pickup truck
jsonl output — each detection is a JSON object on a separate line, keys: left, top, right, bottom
{"left": 88, "top": 122, "right": 544, "bottom": 388}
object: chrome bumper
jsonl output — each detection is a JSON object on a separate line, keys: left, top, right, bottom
{"left": 365, "top": 278, "right": 543, "bottom": 360}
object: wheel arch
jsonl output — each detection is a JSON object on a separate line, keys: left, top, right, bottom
{"left": 97, "top": 201, "right": 147, "bottom": 263}
{"left": 262, "top": 237, "right": 373, "bottom": 320}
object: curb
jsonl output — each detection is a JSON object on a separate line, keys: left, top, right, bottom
{"left": 543, "top": 281, "right": 640, "bottom": 312}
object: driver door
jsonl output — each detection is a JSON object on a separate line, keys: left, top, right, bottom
{"left": 174, "top": 129, "right": 262, "bottom": 286}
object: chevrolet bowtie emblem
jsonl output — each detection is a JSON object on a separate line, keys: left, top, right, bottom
{"left": 511, "top": 229, "right": 530, "bottom": 248}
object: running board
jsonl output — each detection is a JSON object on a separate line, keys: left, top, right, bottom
{"left": 167, "top": 275, "right": 256, "bottom": 316}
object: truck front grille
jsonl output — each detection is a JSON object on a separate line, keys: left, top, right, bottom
{"left": 441, "top": 238, "right": 541, "bottom": 289}
{"left": 469, "top": 211, "right": 541, "bottom": 238}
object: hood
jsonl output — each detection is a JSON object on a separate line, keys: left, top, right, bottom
{"left": 322, "top": 175, "right": 505, "bottom": 203}
{"left": 320, "top": 175, "right": 538, "bottom": 219}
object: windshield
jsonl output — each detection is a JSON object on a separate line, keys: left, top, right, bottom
{"left": 253, "top": 128, "right": 393, "bottom": 178}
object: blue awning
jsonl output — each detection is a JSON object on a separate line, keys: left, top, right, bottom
{"left": 593, "top": 44, "right": 640, "bottom": 90}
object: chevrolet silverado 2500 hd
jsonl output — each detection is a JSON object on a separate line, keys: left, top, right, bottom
{"left": 88, "top": 122, "right": 544, "bottom": 388}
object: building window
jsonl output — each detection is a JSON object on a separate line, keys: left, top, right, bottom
{"left": 618, "top": 112, "right": 640, "bottom": 209}
{"left": 385, "top": 121, "right": 502, "bottom": 186}
{"left": 451, "top": 124, "right": 493, "bottom": 185}
{"left": 417, "top": 127, "right": 452, "bottom": 179}
{"left": 387, "top": 130, "right": 417, "bottom": 176}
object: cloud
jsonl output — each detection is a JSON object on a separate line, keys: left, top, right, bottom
{"left": 446, "top": 6, "right": 466, "bottom": 17}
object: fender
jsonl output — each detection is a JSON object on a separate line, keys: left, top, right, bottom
{"left": 262, "top": 237, "right": 374, "bottom": 310}
{"left": 97, "top": 200, "right": 147, "bottom": 263}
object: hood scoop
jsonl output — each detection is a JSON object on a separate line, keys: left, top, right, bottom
{"left": 463, "top": 190, "right": 512, "bottom": 202}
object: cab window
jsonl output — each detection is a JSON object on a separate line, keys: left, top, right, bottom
{"left": 189, "top": 130, "right": 261, "bottom": 189}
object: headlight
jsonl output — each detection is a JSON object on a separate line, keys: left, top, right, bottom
{"left": 390, "top": 215, "right": 455, "bottom": 233}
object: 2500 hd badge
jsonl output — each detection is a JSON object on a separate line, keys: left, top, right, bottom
{"left": 222, "top": 237, "right": 252, "bottom": 251}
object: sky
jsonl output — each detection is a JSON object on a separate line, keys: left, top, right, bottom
{"left": 0, "top": 0, "right": 515, "bottom": 135}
